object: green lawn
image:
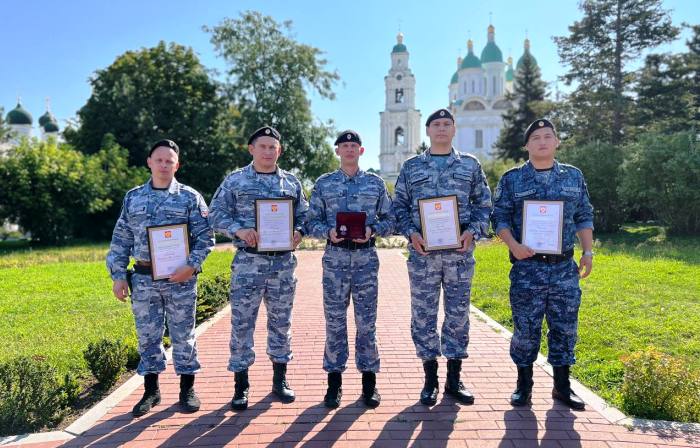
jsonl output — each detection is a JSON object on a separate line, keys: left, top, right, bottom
{"left": 471, "top": 225, "right": 700, "bottom": 407}
{"left": 0, "top": 243, "right": 233, "bottom": 375}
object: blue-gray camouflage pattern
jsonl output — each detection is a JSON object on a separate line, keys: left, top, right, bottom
{"left": 130, "top": 274, "right": 201, "bottom": 375}
{"left": 106, "top": 178, "right": 214, "bottom": 375}
{"left": 209, "top": 163, "right": 308, "bottom": 372}
{"left": 307, "top": 169, "right": 394, "bottom": 373}
{"left": 306, "top": 169, "right": 394, "bottom": 239}
{"left": 392, "top": 148, "right": 492, "bottom": 361}
{"left": 392, "top": 148, "right": 492, "bottom": 240}
{"left": 490, "top": 160, "right": 594, "bottom": 367}
{"left": 106, "top": 179, "right": 215, "bottom": 280}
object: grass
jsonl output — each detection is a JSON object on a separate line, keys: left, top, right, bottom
{"left": 471, "top": 225, "right": 700, "bottom": 407}
{"left": 0, "top": 243, "right": 233, "bottom": 375}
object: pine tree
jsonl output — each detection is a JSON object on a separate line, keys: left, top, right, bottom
{"left": 496, "top": 55, "right": 546, "bottom": 161}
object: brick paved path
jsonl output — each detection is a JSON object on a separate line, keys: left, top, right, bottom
{"left": 9, "top": 250, "right": 699, "bottom": 447}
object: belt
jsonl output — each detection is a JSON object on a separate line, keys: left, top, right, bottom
{"left": 240, "top": 247, "right": 292, "bottom": 256}
{"left": 133, "top": 261, "right": 152, "bottom": 275}
{"left": 510, "top": 249, "right": 574, "bottom": 264}
{"left": 326, "top": 238, "right": 376, "bottom": 250}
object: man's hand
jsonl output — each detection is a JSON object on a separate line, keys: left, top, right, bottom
{"left": 511, "top": 243, "right": 536, "bottom": 260}
{"left": 112, "top": 280, "right": 129, "bottom": 302}
{"left": 456, "top": 230, "right": 474, "bottom": 252}
{"left": 169, "top": 265, "right": 196, "bottom": 283}
{"left": 293, "top": 231, "right": 303, "bottom": 249}
{"left": 235, "top": 228, "right": 258, "bottom": 247}
{"left": 410, "top": 232, "right": 428, "bottom": 255}
{"left": 352, "top": 226, "right": 372, "bottom": 243}
{"left": 329, "top": 228, "right": 344, "bottom": 243}
{"left": 579, "top": 255, "right": 593, "bottom": 279}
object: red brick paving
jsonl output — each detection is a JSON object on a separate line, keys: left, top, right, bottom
{"left": 7, "top": 249, "right": 699, "bottom": 447}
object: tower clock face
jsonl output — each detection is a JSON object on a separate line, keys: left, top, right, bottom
{"left": 396, "top": 74, "right": 403, "bottom": 80}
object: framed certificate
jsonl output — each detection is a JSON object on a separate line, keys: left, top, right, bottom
{"left": 255, "top": 198, "right": 294, "bottom": 251}
{"left": 522, "top": 200, "right": 564, "bottom": 255}
{"left": 147, "top": 223, "right": 190, "bottom": 280}
{"left": 418, "top": 195, "right": 461, "bottom": 251}
{"left": 336, "top": 211, "right": 366, "bottom": 239}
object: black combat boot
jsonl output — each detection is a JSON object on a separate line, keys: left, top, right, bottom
{"left": 324, "top": 372, "right": 342, "bottom": 408}
{"left": 361, "top": 371, "right": 381, "bottom": 408}
{"left": 420, "top": 359, "right": 439, "bottom": 406}
{"left": 510, "top": 365, "right": 533, "bottom": 406}
{"left": 552, "top": 365, "right": 585, "bottom": 410}
{"left": 444, "top": 359, "right": 475, "bottom": 404}
{"left": 272, "top": 362, "right": 295, "bottom": 403}
{"left": 132, "top": 373, "right": 160, "bottom": 417}
{"left": 231, "top": 369, "right": 249, "bottom": 410}
{"left": 179, "top": 374, "right": 201, "bottom": 412}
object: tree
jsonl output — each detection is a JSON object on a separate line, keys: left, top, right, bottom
{"left": 416, "top": 142, "right": 428, "bottom": 154}
{"left": 205, "top": 11, "right": 340, "bottom": 182}
{"left": 68, "top": 41, "right": 242, "bottom": 197}
{"left": 0, "top": 108, "right": 10, "bottom": 143}
{"left": 553, "top": 0, "right": 679, "bottom": 144}
{"left": 0, "top": 139, "right": 148, "bottom": 244}
{"left": 633, "top": 25, "right": 700, "bottom": 135}
{"left": 495, "top": 55, "right": 548, "bottom": 161}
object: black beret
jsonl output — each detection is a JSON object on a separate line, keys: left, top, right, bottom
{"left": 334, "top": 129, "right": 362, "bottom": 146}
{"left": 149, "top": 139, "right": 179, "bottom": 157}
{"left": 524, "top": 119, "right": 557, "bottom": 144}
{"left": 248, "top": 126, "right": 281, "bottom": 146}
{"left": 425, "top": 108, "right": 454, "bottom": 126}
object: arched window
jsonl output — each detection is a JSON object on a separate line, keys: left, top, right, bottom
{"left": 471, "top": 80, "right": 475, "bottom": 93}
{"left": 492, "top": 76, "right": 496, "bottom": 94}
{"left": 395, "top": 88, "right": 404, "bottom": 103}
{"left": 395, "top": 127, "right": 405, "bottom": 146}
{"left": 475, "top": 129, "right": 483, "bottom": 148}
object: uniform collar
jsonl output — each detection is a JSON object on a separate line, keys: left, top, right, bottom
{"left": 523, "top": 159, "right": 562, "bottom": 181}
{"left": 336, "top": 167, "right": 365, "bottom": 182}
{"left": 147, "top": 178, "right": 180, "bottom": 194}
{"left": 421, "top": 147, "right": 460, "bottom": 168}
{"left": 244, "top": 162, "right": 282, "bottom": 178}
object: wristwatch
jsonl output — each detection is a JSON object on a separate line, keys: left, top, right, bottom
{"left": 582, "top": 250, "right": 594, "bottom": 257}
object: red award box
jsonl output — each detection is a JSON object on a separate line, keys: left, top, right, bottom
{"left": 335, "top": 211, "right": 366, "bottom": 239}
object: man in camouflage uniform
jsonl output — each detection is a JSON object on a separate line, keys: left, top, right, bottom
{"left": 491, "top": 119, "right": 594, "bottom": 410}
{"left": 392, "top": 108, "right": 492, "bottom": 406}
{"left": 210, "top": 126, "right": 308, "bottom": 410}
{"left": 306, "top": 130, "right": 394, "bottom": 409}
{"left": 107, "top": 139, "right": 215, "bottom": 417}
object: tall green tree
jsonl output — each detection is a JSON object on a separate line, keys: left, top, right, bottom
{"left": 495, "top": 55, "right": 548, "bottom": 161}
{"left": 553, "top": 0, "right": 679, "bottom": 144}
{"left": 68, "top": 41, "right": 241, "bottom": 196}
{"left": 205, "top": 11, "right": 340, "bottom": 182}
{"left": 633, "top": 24, "right": 700, "bottom": 134}
{"left": 0, "top": 108, "right": 10, "bottom": 143}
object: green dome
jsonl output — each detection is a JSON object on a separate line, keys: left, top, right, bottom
{"left": 43, "top": 121, "right": 59, "bottom": 133}
{"left": 6, "top": 102, "right": 33, "bottom": 125}
{"left": 39, "top": 111, "right": 55, "bottom": 127}
{"left": 516, "top": 51, "right": 538, "bottom": 70}
{"left": 506, "top": 67, "right": 514, "bottom": 82}
{"left": 460, "top": 40, "right": 481, "bottom": 69}
{"left": 450, "top": 71, "right": 459, "bottom": 85}
{"left": 392, "top": 43, "right": 407, "bottom": 53}
{"left": 481, "top": 42, "right": 503, "bottom": 63}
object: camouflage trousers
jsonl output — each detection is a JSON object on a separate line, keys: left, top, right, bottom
{"left": 130, "top": 273, "right": 200, "bottom": 375}
{"left": 322, "top": 246, "right": 380, "bottom": 373}
{"left": 406, "top": 247, "right": 475, "bottom": 360}
{"left": 228, "top": 250, "right": 297, "bottom": 372}
{"left": 509, "top": 258, "right": 582, "bottom": 367}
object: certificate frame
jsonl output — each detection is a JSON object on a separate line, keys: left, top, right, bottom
{"left": 418, "top": 195, "right": 462, "bottom": 251}
{"left": 255, "top": 198, "right": 294, "bottom": 251}
{"left": 146, "top": 223, "right": 190, "bottom": 280}
{"left": 521, "top": 200, "right": 564, "bottom": 255}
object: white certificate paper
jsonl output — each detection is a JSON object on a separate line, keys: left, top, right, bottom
{"left": 522, "top": 200, "right": 564, "bottom": 254}
{"left": 147, "top": 224, "right": 190, "bottom": 280}
{"left": 256, "top": 199, "right": 294, "bottom": 251}
{"left": 418, "top": 196, "right": 461, "bottom": 251}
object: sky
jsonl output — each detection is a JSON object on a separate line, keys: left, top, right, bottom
{"left": 1, "top": 0, "right": 698, "bottom": 170}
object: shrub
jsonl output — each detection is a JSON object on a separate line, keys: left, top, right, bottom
{"left": 621, "top": 347, "right": 700, "bottom": 422}
{"left": 196, "top": 274, "right": 230, "bottom": 325}
{"left": 83, "top": 339, "right": 128, "bottom": 390}
{"left": 0, "top": 356, "right": 75, "bottom": 436}
{"left": 620, "top": 131, "right": 700, "bottom": 235}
